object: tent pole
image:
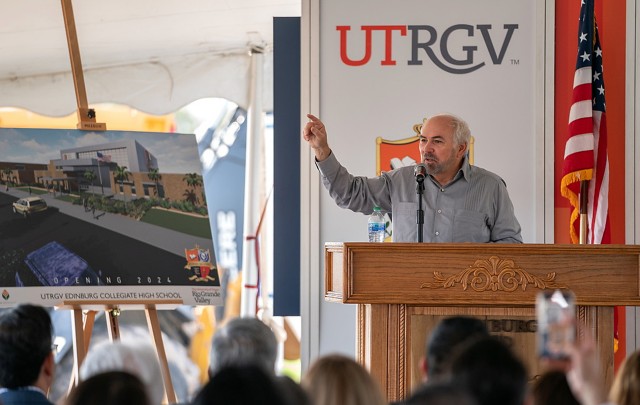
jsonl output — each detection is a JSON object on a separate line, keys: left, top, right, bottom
{"left": 240, "top": 47, "right": 265, "bottom": 317}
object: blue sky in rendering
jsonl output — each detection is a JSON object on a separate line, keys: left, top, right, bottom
{"left": 0, "top": 128, "right": 202, "bottom": 174}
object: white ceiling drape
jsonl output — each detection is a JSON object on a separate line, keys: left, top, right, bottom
{"left": 0, "top": 0, "right": 297, "bottom": 115}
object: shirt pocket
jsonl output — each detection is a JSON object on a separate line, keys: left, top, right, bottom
{"left": 392, "top": 202, "right": 416, "bottom": 242}
{"left": 453, "top": 209, "right": 489, "bottom": 242}
{"left": 395, "top": 202, "right": 414, "bottom": 216}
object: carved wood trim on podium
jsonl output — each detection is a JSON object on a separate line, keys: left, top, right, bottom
{"left": 326, "top": 242, "right": 640, "bottom": 403}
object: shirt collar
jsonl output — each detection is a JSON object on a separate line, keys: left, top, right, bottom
{"left": 0, "top": 386, "right": 47, "bottom": 396}
{"left": 459, "top": 153, "right": 471, "bottom": 181}
{"left": 429, "top": 154, "right": 470, "bottom": 187}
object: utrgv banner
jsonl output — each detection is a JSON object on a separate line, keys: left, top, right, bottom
{"left": 319, "top": 0, "right": 545, "bottom": 243}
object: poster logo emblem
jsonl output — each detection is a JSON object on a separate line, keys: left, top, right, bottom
{"left": 184, "top": 246, "right": 217, "bottom": 283}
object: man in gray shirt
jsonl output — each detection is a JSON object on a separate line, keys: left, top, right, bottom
{"left": 302, "top": 113, "right": 522, "bottom": 243}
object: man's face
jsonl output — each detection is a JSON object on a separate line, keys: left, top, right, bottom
{"left": 418, "top": 116, "right": 467, "bottom": 183}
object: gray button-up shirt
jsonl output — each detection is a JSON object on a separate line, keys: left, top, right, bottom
{"left": 317, "top": 152, "right": 522, "bottom": 243}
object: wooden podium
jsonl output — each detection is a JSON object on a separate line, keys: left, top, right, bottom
{"left": 324, "top": 242, "right": 640, "bottom": 402}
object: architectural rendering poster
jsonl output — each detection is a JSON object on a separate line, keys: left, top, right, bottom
{"left": 0, "top": 128, "right": 221, "bottom": 307}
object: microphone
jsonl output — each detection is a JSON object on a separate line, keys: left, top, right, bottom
{"left": 414, "top": 163, "right": 427, "bottom": 182}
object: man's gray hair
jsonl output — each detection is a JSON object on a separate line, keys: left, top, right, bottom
{"left": 209, "top": 317, "right": 277, "bottom": 375}
{"left": 79, "top": 340, "right": 164, "bottom": 405}
{"left": 429, "top": 113, "right": 471, "bottom": 147}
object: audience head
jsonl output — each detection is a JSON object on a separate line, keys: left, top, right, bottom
{"left": 65, "top": 371, "right": 150, "bottom": 405}
{"left": 450, "top": 336, "right": 528, "bottom": 405}
{"left": 423, "top": 316, "right": 489, "bottom": 382}
{"left": 302, "top": 354, "right": 386, "bottom": 405}
{"left": 0, "top": 304, "right": 55, "bottom": 389}
{"left": 531, "top": 370, "right": 580, "bottom": 405}
{"left": 404, "top": 381, "right": 478, "bottom": 405}
{"left": 609, "top": 349, "right": 640, "bottom": 405}
{"left": 277, "top": 375, "right": 311, "bottom": 405}
{"left": 79, "top": 340, "right": 164, "bottom": 405}
{"left": 209, "top": 316, "right": 278, "bottom": 376}
{"left": 193, "top": 364, "right": 293, "bottom": 405}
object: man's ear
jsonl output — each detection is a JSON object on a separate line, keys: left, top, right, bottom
{"left": 36, "top": 351, "right": 55, "bottom": 393}
{"left": 419, "top": 356, "right": 428, "bottom": 383}
{"left": 43, "top": 351, "right": 55, "bottom": 378}
{"left": 456, "top": 142, "right": 468, "bottom": 159}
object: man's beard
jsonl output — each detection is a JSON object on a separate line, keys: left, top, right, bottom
{"left": 423, "top": 154, "right": 443, "bottom": 175}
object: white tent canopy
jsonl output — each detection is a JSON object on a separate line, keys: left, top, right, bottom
{"left": 0, "top": 0, "right": 300, "bottom": 116}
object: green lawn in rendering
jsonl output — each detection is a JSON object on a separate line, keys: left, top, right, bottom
{"left": 141, "top": 208, "right": 212, "bottom": 239}
{"left": 16, "top": 187, "right": 47, "bottom": 195}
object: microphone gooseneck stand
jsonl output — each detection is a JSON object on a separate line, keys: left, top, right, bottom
{"left": 416, "top": 178, "right": 425, "bottom": 242}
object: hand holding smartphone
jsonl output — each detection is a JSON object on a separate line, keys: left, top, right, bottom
{"left": 536, "top": 289, "right": 576, "bottom": 360}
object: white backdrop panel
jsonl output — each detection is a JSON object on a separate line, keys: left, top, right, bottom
{"left": 315, "top": 0, "right": 544, "bottom": 356}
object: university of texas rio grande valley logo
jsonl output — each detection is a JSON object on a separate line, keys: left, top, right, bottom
{"left": 184, "top": 246, "right": 217, "bottom": 282}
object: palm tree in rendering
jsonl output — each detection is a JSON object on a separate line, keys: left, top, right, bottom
{"left": 148, "top": 167, "right": 162, "bottom": 198}
{"left": 182, "top": 172, "right": 203, "bottom": 205}
{"left": 2, "top": 168, "right": 13, "bottom": 188}
{"left": 83, "top": 169, "right": 97, "bottom": 195}
{"left": 114, "top": 165, "right": 132, "bottom": 210}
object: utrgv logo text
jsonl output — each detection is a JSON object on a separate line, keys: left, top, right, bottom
{"left": 337, "top": 24, "right": 519, "bottom": 74}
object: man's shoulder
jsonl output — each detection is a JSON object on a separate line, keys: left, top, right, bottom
{"left": 468, "top": 164, "right": 507, "bottom": 187}
{"left": 382, "top": 165, "right": 414, "bottom": 179}
{"left": 0, "top": 389, "right": 53, "bottom": 405}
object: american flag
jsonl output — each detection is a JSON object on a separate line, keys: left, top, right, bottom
{"left": 96, "top": 151, "right": 111, "bottom": 163}
{"left": 560, "top": 0, "right": 611, "bottom": 244}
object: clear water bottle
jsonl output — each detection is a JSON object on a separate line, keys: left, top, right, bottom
{"left": 368, "top": 206, "right": 386, "bottom": 242}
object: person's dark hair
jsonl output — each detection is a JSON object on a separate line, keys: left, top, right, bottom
{"left": 209, "top": 317, "right": 277, "bottom": 376}
{"left": 194, "top": 365, "right": 293, "bottom": 405}
{"left": 531, "top": 370, "right": 580, "bottom": 405}
{"left": 426, "top": 316, "right": 489, "bottom": 379}
{"left": 450, "top": 336, "right": 528, "bottom": 405}
{"left": 277, "top": 375, "right": 311, "bottom": 405}
{"left": 66, "top": 371, "right": 150, "bottom": 405}
{"left": 0, "top": 304, "right": 53, "bottom": 388}
{"left": 404, "top": 382, "right": 478, "bottom": 405}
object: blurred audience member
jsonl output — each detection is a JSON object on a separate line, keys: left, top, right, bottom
{"left": 531, "top": 370, "right": 580, "bottom": 405}
{"left": 192, "top": 365, "right": 293, "bottom": 405}
{"left": 302, "top": 354, "right": 386, "bottom": 405}
{"left": 0, "top": 304, "right": 55, "bottom": 405}
{"left": 565, "top": 335, "right": 607, "bottom": 405}
{"left": 450, "top": 336, "right": 528, "bottom": 405}
{"left": 403, "top": 381, "right": 477, "bottom": 405}
{"left": 80, "top": 340, "right": 164, "bottom": 405}
{"left": 278, "top": 373, "right": 311, "bottom": 405}
{"left": 65, "top": 371, "right": 149, "bottom": 405}
{"left": 421, "top": 316, "right": 489, "bottom": 383}
{"left": 609, "top": 349, "right": 640, "bottom": 405}
{"left": 208, "top": 316, "right": 308, "bottom": 404}
{"left": 124, "top": 325, "right": 198, "bottom": 401}
{"left": 209, "top": 316, "right": 278, "bottom": 377}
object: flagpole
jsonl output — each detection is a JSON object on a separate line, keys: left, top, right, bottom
{"left": 579, "top": 180, "right": 588, "bottom": 244}
{"left": 97, "top": 158, "right": 104, "bottom": 195}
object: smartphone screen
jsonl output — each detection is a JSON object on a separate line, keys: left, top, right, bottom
{"left": 536, "top": 289, "right": 576, "bottom": 359}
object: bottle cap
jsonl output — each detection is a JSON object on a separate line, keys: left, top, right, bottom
{"left": 373, "top": 206, "right": 381, "bottom": 211}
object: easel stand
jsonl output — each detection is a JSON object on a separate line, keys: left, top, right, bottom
{"left": 60, "top": 0, "right": 106, "bottom": 130}
{"left": 61, "top": 301, "right": 182, "bottom": 404}
{"left": 57, "top": 1, "right": 182, "bottom": 402}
